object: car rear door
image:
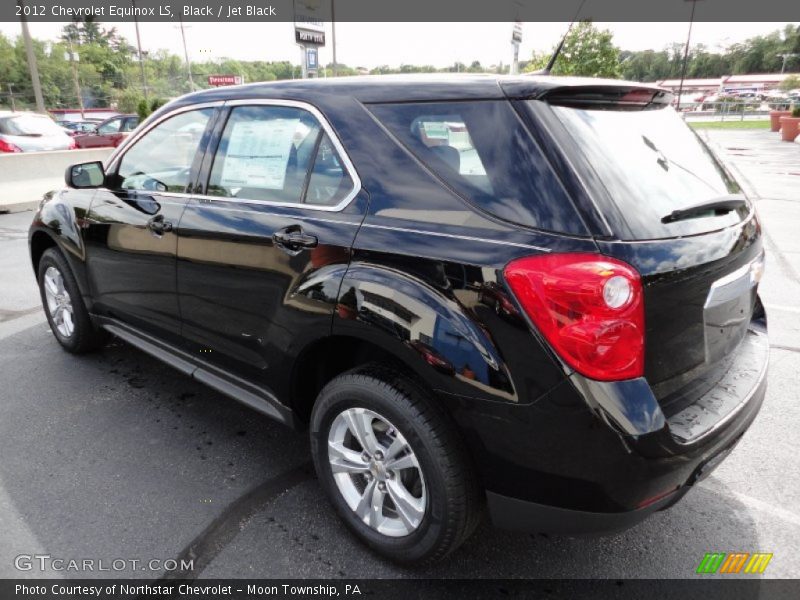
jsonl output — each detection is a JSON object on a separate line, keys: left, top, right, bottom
{"left": 176, "top": 99, "right": 365, "bottom": 396}
{"left": 83, "top": 105, "right": 218, "bottom": 344}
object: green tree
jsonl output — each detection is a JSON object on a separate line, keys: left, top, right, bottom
{"left": 525, "top": 21, "right": 621, "bottom": 78}
{"left": 116, "top": 89, "right": 143, "bottom": 113}
{"left": 780, "top": 75, "right": 800, "bottom": 91}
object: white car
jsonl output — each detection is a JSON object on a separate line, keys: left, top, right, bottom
{"left": 0, "top": 111, "right": 76, "bottom": 153}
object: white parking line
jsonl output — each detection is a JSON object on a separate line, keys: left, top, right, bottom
{"left": 701, "top": 480, "right": 800, "bottom": 528}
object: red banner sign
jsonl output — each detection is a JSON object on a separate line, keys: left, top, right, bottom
{"left": 207, "top": 75, "right": 243, "bottom": 87}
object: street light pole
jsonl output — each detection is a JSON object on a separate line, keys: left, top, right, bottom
{"left": 331, "top": 0, "right": 337, "bottom": 77}
{"left": 67, "top": 37, "right": 85, "bottom": 119}
{"left": 676, "top": 0, "right": 702, "bottom": 113}
{"left": 131, "top": 0, "right": 149, "bottom": 100}
{"left": 16, "top": 0, "right": 46, "bottom": 113}
{"left": 778, "top": 53, "right": 799, "bottom": 74}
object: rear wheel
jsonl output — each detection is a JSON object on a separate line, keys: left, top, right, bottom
{"left": 37, "top": 247, "right": 107, "bottom": 353}
{"left": 310, "top": 365, "right": 481, "bottom": 564}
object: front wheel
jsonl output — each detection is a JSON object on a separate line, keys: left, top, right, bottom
{"left": 310, "top": 365, "right": 481, "bottom": 564}
{"left": 37, "top": 247, "right": 108, "bottom": 353}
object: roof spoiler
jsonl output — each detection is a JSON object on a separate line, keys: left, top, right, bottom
{"left": 539, "top": 85, "right": 674, "bottom": 111}
{"left": 501, "top": 81, "right": 673, "bottom": 111}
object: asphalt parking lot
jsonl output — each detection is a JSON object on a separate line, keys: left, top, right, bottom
{"left": 1, "top": 129, "right": 798, "bottom": 580}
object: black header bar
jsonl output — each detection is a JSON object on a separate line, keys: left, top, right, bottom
{"left": 5, "top": 0, "right": 800, "bottom": 23}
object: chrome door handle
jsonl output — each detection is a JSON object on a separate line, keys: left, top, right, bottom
{"left": 147, "top": 215, "right": 173, "bottom": 234}
{"left": 273, "top": 228, "right": 318, "bottom": 253}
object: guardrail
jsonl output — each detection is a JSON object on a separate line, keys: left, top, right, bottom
{"left": 0, "top": 148, "right": 112, "bottom": 212}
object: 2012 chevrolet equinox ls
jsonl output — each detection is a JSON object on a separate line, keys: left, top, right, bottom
{"left": 29, "top": 75, "right": 767, "bottom": 564}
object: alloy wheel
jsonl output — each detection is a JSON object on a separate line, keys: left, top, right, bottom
{"left": 43, "top": 266, "right": 75, "bottom": 338}
{"left": 327, "top": 407, "right": 427, "bottom": 537}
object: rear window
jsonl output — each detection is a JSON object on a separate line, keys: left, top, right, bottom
{"left": 548, "top": 104, "right": 746, "bottom": 240}
{"left": 368, "top": 101, "right": 587, "bottom": 236}
{"left": 0, "top": 114, "right": 65, "bottom": 137}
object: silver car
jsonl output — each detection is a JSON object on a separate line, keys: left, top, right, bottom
{"left": 0, "top": 111, "right": 75, "bottom": 153}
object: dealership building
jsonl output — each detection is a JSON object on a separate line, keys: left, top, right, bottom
{"left": 655, "top": 73, "right": 796, "bottom": 95}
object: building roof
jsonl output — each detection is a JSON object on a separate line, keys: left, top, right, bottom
{"left": 657, "top": 73, "right": 795, "bottom": 89}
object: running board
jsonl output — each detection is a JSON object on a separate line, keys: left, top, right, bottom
{"left": 97, "top": 317, "right": 295, "bottom": 428}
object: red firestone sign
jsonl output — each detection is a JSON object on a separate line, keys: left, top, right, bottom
{"left": 208, "top": 75, "right": 243, "bottom": 87}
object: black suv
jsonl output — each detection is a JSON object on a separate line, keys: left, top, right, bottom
{"left": 29, "top": 75, "right": 768, "bottom": 564}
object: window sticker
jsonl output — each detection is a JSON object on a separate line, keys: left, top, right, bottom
{"left": 420, "top": 121, "right": 448, "bottom": 140}
{"left": 220, "top": 118, "right": 299, "bottom": 190}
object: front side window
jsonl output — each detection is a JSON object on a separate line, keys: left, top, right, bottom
{"left": 207, "top": 105, "right": 354, "bottom": 207}
{"left": 98, "top": 118, "right": 122, "bottom": 134}
{"left": 116, "top": 108, "right": 213, "bottom": 193}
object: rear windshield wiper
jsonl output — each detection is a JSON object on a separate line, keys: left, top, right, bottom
{"left": 661, "top": 195, "right": 748, "bottom": 224}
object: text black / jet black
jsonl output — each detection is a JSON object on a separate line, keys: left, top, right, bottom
{"left": 30, "top": 75, "right": 767, "bottom": 564}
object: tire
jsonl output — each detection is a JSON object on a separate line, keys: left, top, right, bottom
{"left": 37, "top": 247, "right": 108, "bottom": 353}
{"left": 310, "top": 365, "right": 482, "bottom": 564}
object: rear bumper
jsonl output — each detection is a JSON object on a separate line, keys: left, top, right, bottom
{"left": 486, "top": 486, "right": 686, "bottom": 535}
{"left": 444, "top": 325, "right": 767, "bottom": 534}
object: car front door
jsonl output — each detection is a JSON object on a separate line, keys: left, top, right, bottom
{"left": 83, "top": 105, "right": 218, "bottom": 343}
{"left": 176, "top": 100, "right": 365, "bottom": 396}
{"left": 83, "top": 117, "right": 122, "bottom": 148}
{"left": 117, "top": 117, "right": 140, "bottom": 146}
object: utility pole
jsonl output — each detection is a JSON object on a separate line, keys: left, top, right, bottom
{"left": 8, "top": 85, "right": 17, "bottom": 112}
{"left": 331, "top": 0, "right": 337, "bottom": 77}
{"left": 178, "top": 15, "right": 195, "bottom": 91}
{"left": 132, "top": 0, "right": 149, "bottom": 100}
{"left": 67, "top": 37, "right": 85, "bottom": 119}
{"left": 16, "top": 0, "right": 46, "bottom": 113}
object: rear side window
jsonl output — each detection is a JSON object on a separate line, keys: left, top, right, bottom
{"left": 549, "top": 104, "right": 745, "bottom": 240}
{"left": 369, "top": 101, "right": 586, "bottom": 235}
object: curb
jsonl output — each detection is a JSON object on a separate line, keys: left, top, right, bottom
{"left": 0, "top": 200, "right": 40, "bottom": 215}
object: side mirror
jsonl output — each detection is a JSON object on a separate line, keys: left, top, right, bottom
{"left": 66, "top": 161, "right": 105, "bottom": 189}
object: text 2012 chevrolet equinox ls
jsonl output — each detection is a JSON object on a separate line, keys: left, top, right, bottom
{"left": 29, "top": 75, "right": 767, "bottom": 563}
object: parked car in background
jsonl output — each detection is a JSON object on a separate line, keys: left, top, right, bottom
{"left": 0, "top": 111, "right": 76, "bottom": 153}
{"left": 57, "top": 120, "right": 102, "bottom": 137}
{"left": 74, "top": 114, "right": 139, "bottom": 148}
{"left": 30, "top": 75, "right": 768, "bottom": 564}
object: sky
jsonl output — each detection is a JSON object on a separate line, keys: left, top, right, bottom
{"left": 0, "top": 21, "right": 796, "bottom": 69}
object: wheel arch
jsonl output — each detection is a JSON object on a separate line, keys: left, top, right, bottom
{"left": 290, "top": 334, "right": 430, "bottom": 425}
{"left": 29, "top": 228, "right": 59, "bottom": 275}
{"left": 29, "top": 190, "right": 94, "bottom": 306}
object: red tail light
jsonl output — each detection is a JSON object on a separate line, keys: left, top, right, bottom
{"left": 0, "top": 139, "right": 22, "bottom": 153}
{"left": 504, "top": 253, "right": 644, "bottom": 381}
